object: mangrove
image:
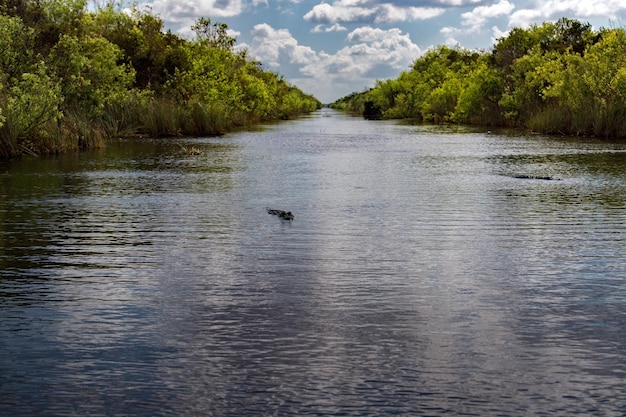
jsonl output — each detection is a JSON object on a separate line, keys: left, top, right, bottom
{"left": 331, "top": 18, "right": 626, "bottom": 139}
{"left": 0, "top": 0, "right": 321, "bottom": 158}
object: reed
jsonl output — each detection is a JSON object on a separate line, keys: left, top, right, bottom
{"left": 60, "top": 110, "right": 106, "bottom": 150}
{"left": 567, "top": 106, "right": 595, "bottom": 136}
{"left": 594, "top": 102, "right": 626, "bottom": 138}
{"left": 99, "top": 101, "right": 140, "bottom": 139}
{"left": 526, "top": 105, "right": 571, "bottom": 135}
{"left": 136, "top": 98, "right": 180, "bottom": 137}
{"left": 185, "top": 101, "right": 229, "bottom": 136}
{"left": 0, "top": 124, "right": 19, "bottom": 158}
{"left": 1, "top": 92, "right": 318, "bottom": 158}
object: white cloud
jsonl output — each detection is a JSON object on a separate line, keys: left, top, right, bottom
{"left": 143, "top": 0, "right": 244, "bottom": 24}
{"left": 302, "top": 26, "right": 423, "bottom": 100}
{"left": 508, "top": 7, "right": 545, "bottom": 28}
{"left": 434, "top": 0, "right": 486, "bottom": 5}
{"left": 312, "top": 23, "right": 349, "bottom": 33}
{"left": 303, "top": 1, "right": 445, "bottom": 25}
{"left": 248, "top": 23, "right": 423, "bottom": 102}
{"left": 509, "top": 0, "right": 626, "bottom": 28}
{"left": 461, "top": 0, "right": 515, "bottom": 28}
{"left": 303, "top": 2, "right": 376, "bottom": 25}
{"left": 491, "top": 25, "right": 509, "bottom": 42}
{"left": 375, "top": 4, "right": 446, "bottom": 23}
{"left": 228, "top": 28, "right": 242, "bottom": 38}
{"left": 435, "top": 0, "right": 514, "bottom": 46}
{"left": 250, "top": 23, "right": 319, "bottom": 67}
{"left": 440, "top": 26, "right": 461, "bottom": 46}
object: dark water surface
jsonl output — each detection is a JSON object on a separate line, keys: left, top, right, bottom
{"left": 1, "top": 110, "right": 625, "bottom": 416}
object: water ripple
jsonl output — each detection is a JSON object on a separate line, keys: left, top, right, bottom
{"left": 2, "top": 111, "right": 626, "bottom": 416}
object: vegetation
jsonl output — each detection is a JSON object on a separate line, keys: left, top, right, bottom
{"left": 0, "top": 0, "right": 320, "bottom": 158}
{"left": 331, "top": 18, "right": 626, "bottom": 138}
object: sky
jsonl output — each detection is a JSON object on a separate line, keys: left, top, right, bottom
{"left": 137, "top": 0, "right": 626, "bottom": 103}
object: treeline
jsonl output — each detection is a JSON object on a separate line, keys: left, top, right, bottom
{"left": 331, "top": 18, "right": 626, "bottom": 138}
{"left": 0, "top": 0, "right": 321, "bottom": 157}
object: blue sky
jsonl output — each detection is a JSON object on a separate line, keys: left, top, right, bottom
{"left": 137, "top": 0, "right": 626, "bottom": 103}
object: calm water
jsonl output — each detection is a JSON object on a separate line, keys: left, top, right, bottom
{"left": 1, "top": 110, "right": 626, "bottom": 416}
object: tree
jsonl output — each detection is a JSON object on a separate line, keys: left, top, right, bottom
{"left": 0, "top": 13, "right": 36, "bottom": 79}
{"left": 49, "top": 33, "right": 136, "bottom": 115}
{"left": 576, "top": 29, "right": 626, "bottom": 136}
{"left": 1, "top": 0, "right": 320, "bottom": 156}
{"left": 0, "top": 14, "right": 62, "bottom": 155}
{"left": 453, "top": 59, "right": 504, "bottom": 125}
{"left": 192, "top": 17, "right": 235, "bottom": 51}
{"left": 541, "top": 17, "right": 596, "bottom": 55}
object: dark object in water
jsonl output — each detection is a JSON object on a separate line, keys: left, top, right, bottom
{"left": 266, "top": 208, "right": 294, "bottom": 220}
{"left": 513, "top": 175, "right": 559, "bottom": 181}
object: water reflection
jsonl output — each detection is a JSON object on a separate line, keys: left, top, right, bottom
{"left": 1, "top": 111, "right": 626, "bottom": 416}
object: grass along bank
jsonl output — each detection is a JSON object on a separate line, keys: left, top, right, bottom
{"left": 0, "top": 1, "right": 320, "bottom": 158}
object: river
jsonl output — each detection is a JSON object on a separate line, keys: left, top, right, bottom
{"left": 1, "top": 109, "right": 625, "bottom": 416}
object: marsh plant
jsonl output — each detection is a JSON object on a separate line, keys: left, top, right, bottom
{"left": 332, "top": 18, "right": 626, "bottom": 139}
{"left": 0, "top": 1, "right": 320, "bottom": 158}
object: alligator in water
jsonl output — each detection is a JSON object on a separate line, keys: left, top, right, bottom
{"left": 266, "top": 208, "right": 294, "bottom": 220}
{"left": 512, "top": 175, "right": 560, "bottom": 181}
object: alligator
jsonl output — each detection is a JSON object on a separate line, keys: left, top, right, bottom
{"left": 266, "top": 208, "right": 294, "bottom": 220}
{"left": 512, "top": 175, "right": 560, "bottom": 181}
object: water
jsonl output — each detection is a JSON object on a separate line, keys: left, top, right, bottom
{"left": 1, "top": 110, "right": 625, "bottom": 416}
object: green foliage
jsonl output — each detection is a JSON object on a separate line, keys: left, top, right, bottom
{"left": 192, "top": 17, "right": 236, "bottom": 51}
{"left": 94, "top": 6, "right": 190, "bottom": 92}
{"left": 453, "top": 60, "right": 504, "bottom": 125}
{"left": 49, "top": 33, "right": 136, "bottom": 115}
{"left": 570, "top": 28, "right": 626, "bottom": 136}
{"left": 329, "top": 89, "right": 372, "bottom": 115}
{"left": 1, "top": 66, "right": 62, "bottom": 144}
{"left": 332, "top": 18, "right": 626, "bottom": 138}
{"left": 0, "top": 14, "right": 62, "bottom": 156}
{"left": 0, "top": 0, "right": 320, "bottom": 157}
{"left": 0, "top": 13, "right": 35, "bottom": 79}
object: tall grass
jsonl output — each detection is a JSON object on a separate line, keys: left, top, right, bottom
{"left": 186, "top": 101, "right": 230, "bottom": 136}
{"left": 593, "top": 101, "right": 626, "bottom": 138}
{"left": 1, "top": 98, "right": 233, "bottom": 157}
{"left": 527, "top": 101, "right": 626, "bottom": 138}
{"left": 133, "top": 98, "right": 232, "bottom": 137}
{"left": 1, "top": 94, "right": 319, "bottom": 158}
{"left": 0, "top": 111, "right": 107, "bottom": 158}
{"left": 0, "top": 123, "right": 19, "bottom": 158}
{"left": 527, "top": 105, "right": 571, "bottom": 135}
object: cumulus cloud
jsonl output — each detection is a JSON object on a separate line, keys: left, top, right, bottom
{"left": 376, "top": 4, "right": 447, "bottom": 23}
{"left": 143, "top": 0, "right": 244, "bottom": 24}
{"left": 439, "top": 25, "right": 462, "bottom": 46}
{"left": 301, "top": 26, "right": 421, "bottom": 77}
{"left": 312, "top": 23, "right": 349, "bottom": 33}
{"left": 491, "top": 25, "right": 509, "bottom": 40}
{"left": 435, "top": 0, "right": 514, "bottom": 47}
{"left": 248, "top": 23, "right": 423, "bottom": 102}
{"left": 434, "top": 0, "right": 487, "bottom": 5}
{"left": 509, "top": 0, "right": 626, "bottom": 28}
{"left": 461, "top": 0, "right": 515, "bottom": 29}
{"left": 250, "top": 23, "right": 319, "bottom": 67}
{"left": 303, "top": 0, "right": 445, "bottom": 25}
{"left": 440, "top": 0, "right": 626, "bottom": 48}
{"left": 303, "top": 2, "right": 376, "bottom": 25}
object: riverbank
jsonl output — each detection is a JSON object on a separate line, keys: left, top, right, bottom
{"left": 1, "top": 95, "right": 321, "bottom": 159}
{"left": 0, "top": 2, "right": 320, "bottom": 159}
{"left": 331, "top": 18, "right": 626, "bottom": 139}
